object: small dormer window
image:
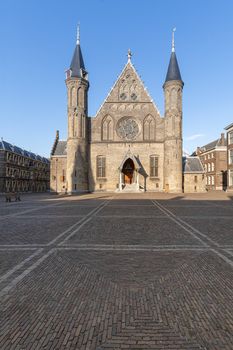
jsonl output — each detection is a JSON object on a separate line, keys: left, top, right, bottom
{"left": 66, "top": 69, "right": 71, "bottom": 79}
{"left": 81, "top": 69, "right": 88, "bottom": 79}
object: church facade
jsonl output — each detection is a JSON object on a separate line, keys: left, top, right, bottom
{"left": 50, "top": 30, "right": 199, "bottom": 193}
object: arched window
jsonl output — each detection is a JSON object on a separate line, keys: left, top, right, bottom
{"left": 102, "top": 115, "right": 113, "bottom": 141}
{"left": 143, "top": 115, "right": 155, "bottom": 141}
{"left": 82, "top": 114, "right": 85, "bottom": 138}
{"left": 170, "top": 88, "right": 177, "bottom": 108}
{"left": 70, "top": 86, "right": 76, "bottom": 107}
{"left": 78, "top": 88, "right": 84, "bottom": 108}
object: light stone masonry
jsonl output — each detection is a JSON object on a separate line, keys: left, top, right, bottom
{"left": 50, "top": 31, "right": 203, "bottom": 194}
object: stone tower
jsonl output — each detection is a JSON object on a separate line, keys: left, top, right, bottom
{"left": 66, "top": 27, "right": 89, "bottom": 193}
{"left": 163, "top": 30, "right": 184, "bottom": 192}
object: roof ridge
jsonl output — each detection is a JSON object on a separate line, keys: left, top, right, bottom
{"left": 0, "top": 139, "right": 49, "bottom": 161}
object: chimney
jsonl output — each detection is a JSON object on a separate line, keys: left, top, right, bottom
{"left": 51, "top": 130, "right": 59, "bottom": 156}
{"left": 56, "top": 130, "right": 59, "bottom": 140}
{"left": 220, "top": 133, "right": 225, "bottom": 146}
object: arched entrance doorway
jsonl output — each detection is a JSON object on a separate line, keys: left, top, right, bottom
{"left": 122, "top": 158, "right": 134, "bottom": 184}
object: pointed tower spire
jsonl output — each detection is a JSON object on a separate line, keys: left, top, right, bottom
{"left": 69, "top": 24, "right": 87, "bottom": 79}
{"left": 164, "top": 28, "right": 183, "bottom": 84}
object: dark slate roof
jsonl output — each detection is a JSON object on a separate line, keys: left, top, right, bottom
{"left": 0, "top": 139, "right": 49, "bottom": 163}
{"left": 53, "top": 141, "right": 67, "bottom": 156}
{"left": 183, "top": 156, "right": 204, "bottom": 173}
{"left": 225, "top": 123, "right": 233, "bottom": 130}
{"left": 165, "top": 52, "right": 182, "bottom": 83}
{"left": 200, "top": 137, "right": 226, "bottom": 152}
{"left": 70, "top": 44, "right": 85, "bottom": 78}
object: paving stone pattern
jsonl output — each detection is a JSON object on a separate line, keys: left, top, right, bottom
{"left": 0, "top": 192, "right": 233, "bottom": 349}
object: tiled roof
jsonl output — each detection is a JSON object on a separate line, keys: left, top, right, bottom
{"left": 225, "top": 123, "right": 233, "bottom": 130}
{"left": 165, "top": 52, "right": 182, "bottom": 83}
{"left": 53, "top": 141, "right": 67, "bottom": 156}
{"left": 0, "top": 139, "right": 49, "bottom": 163}
{"left": 183, "top": 156, "right": 204, "bottom": 173}
{"left": 70, "top": 43, "right": 86, "bottom": 78}
{"left": 199, "top": 137, "right": 226, "bottom": 152}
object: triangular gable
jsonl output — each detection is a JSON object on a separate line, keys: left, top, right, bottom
{"left": 119, "top": 149, "right": 141, "bottom": 171}
{"left": 95, "top": 60, "right": 161, "bottom": 117}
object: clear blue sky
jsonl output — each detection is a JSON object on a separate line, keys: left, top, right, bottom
{"left": 0, "top": 0, "right": 233, "bottom": 157}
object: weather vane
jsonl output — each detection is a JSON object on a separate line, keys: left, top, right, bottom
{"left": 127, "top": 48, "right": 132, "bottom": 61}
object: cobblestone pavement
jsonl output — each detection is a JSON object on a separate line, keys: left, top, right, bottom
{"left": 0, "top": 192, "right": 233, "bottom": 350}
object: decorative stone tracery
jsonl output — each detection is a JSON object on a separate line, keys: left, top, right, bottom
{"left": 102, "top": 115, "right": 113, "bottom": 141}
{"left": 116, "top": 117, "right": 139, "bottom": 140}
{"left": 143, "top": 115, "right": 156, "bottom": 141}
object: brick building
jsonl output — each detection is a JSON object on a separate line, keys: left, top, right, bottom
{"left": 195, "top": 133, "right": 227, "bottom": 190}
{"left": 0, "top": 139, "right": 50, "bottom": 193}
{"left": 224, "top": 123, "right": 233, "bottom": 191}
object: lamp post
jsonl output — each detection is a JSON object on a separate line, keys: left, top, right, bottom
{"left": 56, "top": 158, "right": 58, "bottom": 193}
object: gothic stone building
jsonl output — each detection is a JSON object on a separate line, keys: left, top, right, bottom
{"left": 51, "top": 31, "right": 189, "bottom": 193}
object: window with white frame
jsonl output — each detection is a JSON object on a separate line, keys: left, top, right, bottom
{"left": 96, "top": 156, "right": 106, "bottom": 178}
{"left": 208, "top": 154, "right": 210, "bottom": 159}
{"left": 229, "top": 170, "right": 233, "bottom": 186}
{"left": 211, "top": 176, "right": 215, "bottom": 185}
{"left": 207, "top": 176, "right": 210, "bottom": 185}
{"left": 211, "top": 162, "right": 215, "bottom": 171}
{"left": 229, "top": 149, "right": 233, "bottom": 164}
{"left": 208, "top": 163, "right": 211, "bottom": 172}
{"left": 229, "top": 132, "right": 233, "bottom": 145}
{"left": 150, "top": 155, "right": 159, "bottom": 177}
{"left": 211, "top": 153, "right": 214, "bottom": 158}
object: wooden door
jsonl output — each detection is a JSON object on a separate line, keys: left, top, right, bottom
{"left": 124, "top": 171, "right": 133, "bottom": 184}
{"left": 122, "top": 158, "right": 134, "bottom": 185}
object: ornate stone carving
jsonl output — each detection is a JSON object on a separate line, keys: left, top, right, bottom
{"left": 111, "top": 104, "right": 118, "bottom": 111}
{"left": 134, "top": 104, "right": 141, "bottom": 111}
{"left": 119, "top": 104, "right": 126, "bottom": 111}
{"left": 116, "top": 117, "right": 139, "bottom": 140}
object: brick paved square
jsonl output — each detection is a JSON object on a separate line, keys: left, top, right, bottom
{"left": 108, "top": 199, "right": 155, "bottom": 206}
{"left": 0, "top": 250, "right": 35, "bottom": 275}
{"left": 157, "top": 199, "right": 214, "bottom": 207}
{"left": 0, "top": 193, "right": 233, "bottom": 350}
{"left": 183, "top": 217, "right": 233, "bottom": 245}
{"left": 0, "top": 216, "right": 81, "bottom": 245}
{"left": 97, "top": 205, "right": 166, "bottom": 217}
{"left": 164, "top": 205, "right": 233, "bottom": 217}
{"left": 65, "top": 217, "right": 203, "bottom": 246}
{"left": 19, "top": 205, "right": 98, "bottom": 217}
{"left": 1, "top": 249, "right": 233, "bottom": 350}
{"left": 0, "top": 206, "right": 40, "bottom": 216}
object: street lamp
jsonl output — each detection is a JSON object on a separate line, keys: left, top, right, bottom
{"left": 56, "top": 158, "right": 58, "bottom": 193}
